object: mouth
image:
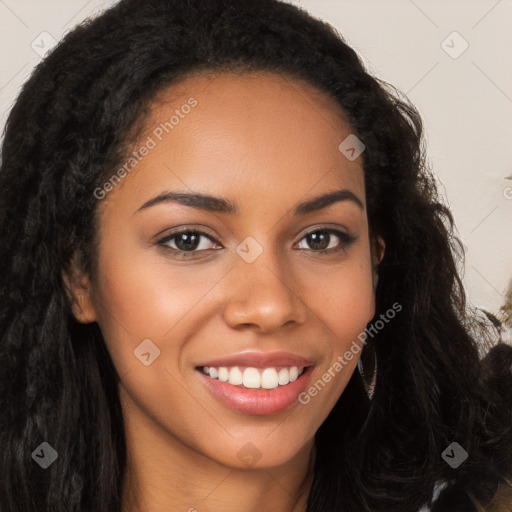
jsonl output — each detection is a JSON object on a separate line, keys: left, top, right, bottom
{"left": 195, "top": 352, "right": 315, "bottom": 415}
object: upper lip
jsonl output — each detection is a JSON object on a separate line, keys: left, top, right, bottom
{"left": 197, "top": 351, "right": 315, "bottom": 369}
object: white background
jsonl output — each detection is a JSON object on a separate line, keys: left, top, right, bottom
{"left": 1, "top": 0, "right": 511, "bottom": 319}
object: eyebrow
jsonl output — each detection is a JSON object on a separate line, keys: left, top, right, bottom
{"left": 135, "top": 188, "right": 364, "bottom": 215}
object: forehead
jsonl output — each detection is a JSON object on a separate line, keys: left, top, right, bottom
{"left": 101, "top": 71, "right": 365, "bottom": 214}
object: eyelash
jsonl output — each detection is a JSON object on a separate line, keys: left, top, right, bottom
{"left": 156, "top": 227, "right": 356, "bottom": 259}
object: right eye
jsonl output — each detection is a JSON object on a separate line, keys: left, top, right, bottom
{"left": 157, "top": 229, "right": 222, "bottom": 258}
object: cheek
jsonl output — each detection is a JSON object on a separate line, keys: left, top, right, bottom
{"left": 299, "top": 256, "right": 375, "bottom": 344}
{"left": 295, "top": 255, "right": 374, "bottom": 405}
{"left": 93, "top": 235, "right": 223, "bottom": 343}
{"left": 90, "top": 244, "right": 221, "bottom": 430}
{"left": 293, "top": 262, "right": 374, "bottom": 428}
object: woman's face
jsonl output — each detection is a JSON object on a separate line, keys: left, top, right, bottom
{"left": 71, "top": 71, "right": 383, "bottom": 469}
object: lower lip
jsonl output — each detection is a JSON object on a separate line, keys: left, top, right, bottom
{"left": 198, "top": 367, "right": 314, "bottom": 416}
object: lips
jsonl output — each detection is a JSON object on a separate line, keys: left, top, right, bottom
{"left": 198, "top": 351, "right": 314, "bottom": 369}
{"left": 196, "top": 351, "right": 315, "bottom": 415}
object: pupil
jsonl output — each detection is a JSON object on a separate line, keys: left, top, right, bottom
{"left": 308, "top": 231, "right": 329, "bottom": 250}
{"left": 177, "top": 233, "right": 199, "bottom": 251}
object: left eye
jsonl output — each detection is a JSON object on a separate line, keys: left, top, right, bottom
{"left": 296, "top": 229, "right": 355, "bottom": 253}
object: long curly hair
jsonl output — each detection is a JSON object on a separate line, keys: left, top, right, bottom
{"left": 1, "top": 1, "right": 511, "bottom": 511}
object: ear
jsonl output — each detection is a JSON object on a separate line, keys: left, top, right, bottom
{"left": 366, "top": 236, "right": 386, "bottom": 323}
{"left": 62, "top": 253, "right": 98, "bottom": 324}
{"left": 371, "top": 236, "right": 386, "bottom": 290}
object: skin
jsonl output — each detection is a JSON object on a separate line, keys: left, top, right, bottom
{"left": 65, "top": 70, "right": 385, "bottom": 512}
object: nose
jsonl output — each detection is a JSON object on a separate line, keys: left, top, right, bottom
{"left": 222, "top": 244, "right": 308, "bottom": 333}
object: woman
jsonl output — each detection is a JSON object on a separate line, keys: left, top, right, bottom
{"left": 1, "top": 0, "right": 511, "bottom": 511}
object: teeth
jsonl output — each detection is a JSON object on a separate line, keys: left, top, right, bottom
{"left": 228, "top": 366, "right": 243, "bottom": 385}
{"left": 243, "top": 368, "right": 261, "bottom": 389}
{"left": 202, "top": 365, "right": 305, "bottom": 389}
{"left": 261, "top": 368, "right": 279, "bottom": 389}
{"left": 218, "top": 367, "right": 229, "bottom": 382}
{"left": 278, "top": 368, "right": 289, "bottom": 385}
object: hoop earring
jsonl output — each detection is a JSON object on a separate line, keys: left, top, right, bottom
{"left": 358, "top": 342, "right": 377, "bottom": 400}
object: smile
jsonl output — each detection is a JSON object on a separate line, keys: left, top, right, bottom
{"left": 196, "top": 351, "right": 315, "bottom": 415}
{"left": 201, "top": 365, "right": 305, "bottom": 389}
